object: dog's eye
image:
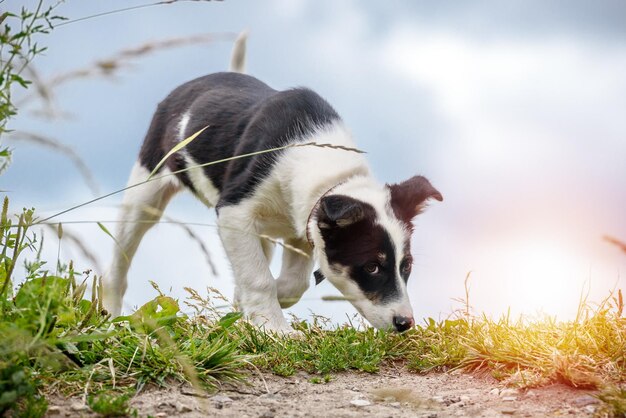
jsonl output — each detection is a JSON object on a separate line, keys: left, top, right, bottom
{"left": 364, "top": 263, "right": 380, "bottom": 275}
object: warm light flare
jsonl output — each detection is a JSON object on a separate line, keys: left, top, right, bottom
{"left": 477, "top": 239, "right": 590, "bottom": 319}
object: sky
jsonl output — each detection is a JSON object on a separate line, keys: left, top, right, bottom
{"left": 4, "top": 0, "right": 626, "bottom": 323}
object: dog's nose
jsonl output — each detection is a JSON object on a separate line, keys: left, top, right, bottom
{"left": 393, "top": 315, "right": 414, "bottom": 332}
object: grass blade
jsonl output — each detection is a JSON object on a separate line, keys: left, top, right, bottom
{"left": 97, "top": 221, "right": 128, "bottom": 263}
{"left": 36, "top": 141, "right": 363, "bottom": 224}
{"left": 149, "top": 125, "right": 209, "bottom": 179}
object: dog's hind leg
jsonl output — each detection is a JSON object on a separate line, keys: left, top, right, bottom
{"left": 102, "top": 162, "right": 180, "bottom": 317}
{"left": 276, "top": 238, "right": 313, "bottom": 308}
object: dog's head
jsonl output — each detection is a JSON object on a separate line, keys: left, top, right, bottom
{"left": 311, "top": 175, "right": 442, "bottom": 332}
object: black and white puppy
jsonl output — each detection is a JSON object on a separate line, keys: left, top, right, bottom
{"left": 103, "top": 72, "right": 442, "bottom": 333}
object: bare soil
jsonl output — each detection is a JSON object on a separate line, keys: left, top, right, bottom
{"left": 47, "top": 368, "right": 600, "bottom": 417}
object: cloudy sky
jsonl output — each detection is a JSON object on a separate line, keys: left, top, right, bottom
{"left": 5, "top": 0, "right": 626, "bottom": 323}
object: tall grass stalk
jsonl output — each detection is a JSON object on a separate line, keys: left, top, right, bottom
{"left": 36, "top": 139, "right": 363, "bottom": 224}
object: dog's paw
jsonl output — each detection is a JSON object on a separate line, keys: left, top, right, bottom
{"left": 255, "top": 319, "right": 305, "bottom": 339}
{"left": 277, "top": 327, "right": 306, "bottom": 338}
{"left": 266, "top": 327, "right": 305, "bottom": 340}
{"left": 260, "top": 322, "right": 298, "bottom": 335}
{"left": 247, "top": 313, "right": 301, "bottom": 337}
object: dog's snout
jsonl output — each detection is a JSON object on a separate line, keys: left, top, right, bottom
{"left": 393, "top": 315, "right": 414, "bottom": 332}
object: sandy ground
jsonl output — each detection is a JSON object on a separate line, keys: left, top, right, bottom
{"left": 47, "top": 368, "right": 601, "bottom": 417}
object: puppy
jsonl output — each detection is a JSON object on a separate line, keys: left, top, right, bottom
{"left": 103, "top": 72, "right": 442, "bottom": 333}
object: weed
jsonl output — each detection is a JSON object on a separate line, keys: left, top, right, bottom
{"left": 0, "top": 364, "right": 48, "bottom": 417}
{"left": 0, "top": 1, "right": 64, "bottom": 169}
{"left": 405, "top": 317, "right": 469, "bottom": 372}
{"left": 0, "top": 198, "right": 250, "bottom": 415}
{"left": 456, "top": 293, "right": 626, "bottom": 389}
{"left": 309, "top": 374, "right": 332, "bottom": 384}
{"left": 597, "top": 385, "right": 626, "bottom": 417}
{"left": 87, "top": 392, "right": 135, "bottom": 417}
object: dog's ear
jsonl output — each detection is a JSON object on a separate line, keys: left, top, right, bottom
{"left": 317, "top": 195, "right": 366, "bottom": 229}
{"left": 314, "top": 269, "right": 326, "bottom": 285}
{"left": 387, "top": 176, "right": 443, "bottom": 223}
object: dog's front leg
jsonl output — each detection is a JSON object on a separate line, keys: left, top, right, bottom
{"left": 217, "top": 206, "right": 292, "bottom": 333}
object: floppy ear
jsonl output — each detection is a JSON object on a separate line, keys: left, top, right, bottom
{"left": 317, "top": 194, "right": 366, "bottom": 229}
{"left": 387, "top": 175, "right": 443, "bottom": 223}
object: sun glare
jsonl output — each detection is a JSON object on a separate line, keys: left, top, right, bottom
{"left": 482, "top": 239, "right": 589, "bottom": 319}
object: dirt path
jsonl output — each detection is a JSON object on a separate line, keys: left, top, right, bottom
{"left": 48, "top": 369, "right": 600, "bottom": 417}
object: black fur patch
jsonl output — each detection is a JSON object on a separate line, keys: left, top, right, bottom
{"left": 318, "top": 195, "right": 403, "bottom": 303}
{"left": 138, "top": 72, "right": 341, "bottom": 207}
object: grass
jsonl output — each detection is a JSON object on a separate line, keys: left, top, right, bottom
{"left": 238, "top": 319, "right": 405, "bottom": 376}
{"left": 598, "top": 386, "right": 626, "bottom": 417}
{"left": 1, "top": 198, "right": 625, "bottom": 417}
{"left": 87, "top": 392, "right": 135, "bottom": 417}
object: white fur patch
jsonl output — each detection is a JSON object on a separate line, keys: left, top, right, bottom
{"left": 182, "top": 152, "right": 221, "bottom": 207}
{"left": 178, "top": 112, "right": 190, "bottom": 141}
{"left": 175, "top": 111, "right": 221, "bottom": 207}
{"left": 274, "top": 122, "right": 371, "bottom": 237}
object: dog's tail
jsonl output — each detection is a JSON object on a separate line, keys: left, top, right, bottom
{"left": 230, "top": 30, "right": 248, "bottom": 73}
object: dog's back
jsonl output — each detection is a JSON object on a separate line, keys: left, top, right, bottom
{"left": 138, "top": 72, "right": 341, "bottom": 208}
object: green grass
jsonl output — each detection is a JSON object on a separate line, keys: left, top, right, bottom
{"left": 238, "top": 319, "right": 405, "bottom": 376}
{"left": 598, "top": 386, "right": 626, "bottom": 417}
{"left": 87, "top": 392, "right": 135, "bottom": 417}
{"left": 1, "top": 198, "right": 625, "bottom": 417}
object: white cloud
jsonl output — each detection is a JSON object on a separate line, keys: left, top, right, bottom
{"left": 380, "top": 26, "right": 626, "bottom": 166}
{"left": 376, "top": 25, "right": 626, "bottom": 319}
{"left": 269, "top": 0, "right": 310, "bottom": 20}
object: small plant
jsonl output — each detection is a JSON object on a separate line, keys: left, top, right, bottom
{"left": 406, "top": 317, "right": 469, "bottom": 372}
{"left": 309, "top": 374, "right": 332, "bottom": 384}
{"left": 87, "top": 392, "right": 135, "bottom": 417}
{"left": 0, "top": 364, "right": 47, "bottom": 417}
{"left": 597, "top": 386, "right": 626, "bottom": 418}
{"left": 0, "top": 1, "right": 65, "bottom": 171}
